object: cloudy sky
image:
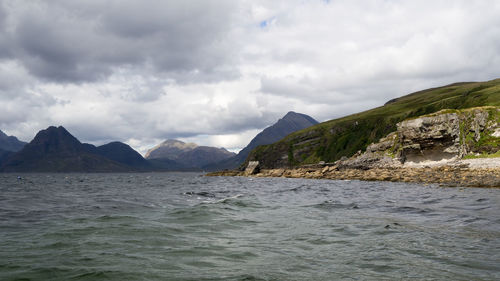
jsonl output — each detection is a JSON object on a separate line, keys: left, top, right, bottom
{"left": 1, "top": 0, "right": 499, "bottom": 154}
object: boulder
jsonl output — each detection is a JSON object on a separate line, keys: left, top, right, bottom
{"left": 245, "top": 161, "right": 260, "bottom": 175}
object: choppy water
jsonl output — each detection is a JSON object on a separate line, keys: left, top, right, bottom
{"left": 0, "top": 173, "right": 499, "bottom": 280}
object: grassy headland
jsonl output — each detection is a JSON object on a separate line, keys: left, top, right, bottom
{"left": 248, "top": 78, "right": 500, "bottom": 169}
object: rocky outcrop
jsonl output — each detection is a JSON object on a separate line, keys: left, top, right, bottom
{"left": 244, "top": 161, "right": 260, "bottom": 175}
{"left": 337, "top": 107, "right": 500, "bottom": 169}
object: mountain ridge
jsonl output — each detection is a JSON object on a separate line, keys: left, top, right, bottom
{"left": 0, "top": 126, "right": 132, "bottom": 172}
{"left": 0, "top": 130, "right": 27, "bottom": 152}
{"left": 144, "top": 139, "right": 235, "bottom": 169}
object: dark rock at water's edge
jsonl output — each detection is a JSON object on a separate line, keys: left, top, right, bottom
{"left": 0, "top": 130, "right": 27, "bottom": 152}
{"left": 205, "top": 111, "right": 318, "bottom": 171}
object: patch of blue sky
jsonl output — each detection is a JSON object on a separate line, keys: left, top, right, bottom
{"left": 259, "top": 17, "right": 276, "bottom": 29}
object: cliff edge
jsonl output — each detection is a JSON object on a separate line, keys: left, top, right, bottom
{"left": 336, "top": 106, "right": 499, "bottom": 169}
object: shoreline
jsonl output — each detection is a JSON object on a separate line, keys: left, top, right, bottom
{"left": 206, "top": 159, "right": 500, "bottom": 188}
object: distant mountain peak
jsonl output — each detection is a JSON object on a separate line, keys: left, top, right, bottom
{"left": 0, "top": 125, "right": 135, "bottom": 172}
{"left": 144, "top": 139, "right": 235, "bottom": 168}
{"left": 280, "top": 111, "right": 318, "bottom": 124}
{"left": 161, "top": 139, "right": 198, "bottom": 149}
{"left": 145, "top": 139, "right": 198, "bottom": 159}
{"left": 283, "top": 111, "right": 298, "bottom": 117}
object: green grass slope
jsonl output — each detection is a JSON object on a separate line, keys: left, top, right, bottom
{"left": 248, "top": 78, "right": 500, "bottom": 169}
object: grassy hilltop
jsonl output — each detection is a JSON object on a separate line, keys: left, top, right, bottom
{"left": 248, "top": 78, "right": 500, "bottom": 169}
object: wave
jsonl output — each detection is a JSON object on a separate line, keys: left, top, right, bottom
{"left": 310, "top": 200, "right": 360, "bottom": 210}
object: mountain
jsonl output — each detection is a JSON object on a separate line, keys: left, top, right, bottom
{"left": 0, "top": 126, "right": 132, "bottom": 172}
{"left": 145, "top": 139, "right": 198, "bottom": 159}
{"left": 177, "top": 146, "right": 235, "bottom": 168}
{"left": 144, "top": 139, "right": 235, "bottom": 169}
{"left": 205, "top": 111, "right": 318, "bottom": 170}
{"left": 147, "top": 158, "right": 199, "bottom": 171}
{"left": 0, "top": 148, "right": 14, "bottom": 167}
{"left": 0, "top": 130, "right": 27, "bottom": 152}
{"left": 246, "top": 78, "right": 500, "bottom": 169}
{"left": 94, "top": 141, "right": 152, "bottom": 170}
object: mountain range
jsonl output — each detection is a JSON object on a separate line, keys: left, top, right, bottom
{"left": 144, "top": 139, "right": 235, "bottom": 168}
{"left": 0, "top": 111, "right": 318, "bottom": 172}
{"left": 0, "top": 126, "right": 144, "bottom": 172}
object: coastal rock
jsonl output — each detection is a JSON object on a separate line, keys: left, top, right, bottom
{"left": 337, "top": 107, "right": 499, "bottom": 169}
{"left": 397, "top": 112, "right": 461, "bottom": 162}
{"left": 245, "top": 161, "right": 260, "bottom": 175}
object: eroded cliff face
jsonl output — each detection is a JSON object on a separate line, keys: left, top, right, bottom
{"left": 338, "top": 107, "right": 500, "bottom": 169}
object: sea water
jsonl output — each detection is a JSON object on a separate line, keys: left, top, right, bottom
{"left": 0, "top": 173, "right": 499, "bottom": 280}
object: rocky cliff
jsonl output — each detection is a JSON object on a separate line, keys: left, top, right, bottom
{"left": 337, "top": 107, "right": 500, "bottom": 169}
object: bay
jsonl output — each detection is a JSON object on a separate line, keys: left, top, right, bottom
{"left": 1, "top": 173, "right": 499, "bottom": 280}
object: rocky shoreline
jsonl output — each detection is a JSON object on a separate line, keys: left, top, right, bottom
{"left": 208, "top": 107, "right": 500, "bottom": 188}
{"left": 206, "top": 162, "right": 500, "bottom": 188}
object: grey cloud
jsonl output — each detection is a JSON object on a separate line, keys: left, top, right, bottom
{"left": 2, "top": 0, "right": 238, "bottom": 83}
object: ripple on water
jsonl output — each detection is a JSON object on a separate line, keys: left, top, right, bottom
{"left": 0, "top": 173, "right": 499, "bottom": 280}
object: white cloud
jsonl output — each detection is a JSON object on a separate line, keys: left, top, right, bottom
{"left": 1, "top": 0, "right": 500, "bottom": 154}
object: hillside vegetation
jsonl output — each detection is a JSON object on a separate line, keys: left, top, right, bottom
{"left": 248, "top": 78, "right": 500, "bottom": 169}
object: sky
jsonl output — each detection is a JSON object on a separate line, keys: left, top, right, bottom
{"left": 1, "top": 0, "right": 500, "bottom": 154}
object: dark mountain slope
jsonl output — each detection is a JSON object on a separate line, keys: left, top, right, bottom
{"left": 95, "top": 141, "right": 152, "bottom": 170}
{"left": 0, "top": 148, "right": 13, "bottom": 167}
{"left": 0, "top": 130, "right": 27, "bottom": 152}
{"left": 248, "top": 78, "right": 500, "bottom": 169}
{"left": 177, "top": 146, "right": 235, "bottom": 168}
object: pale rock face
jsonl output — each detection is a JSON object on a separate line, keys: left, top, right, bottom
{"left": 397, "top": 113, "right": 461, "bottom": 162}
{"left": 493, "top": 128, "right": 500, "bottom": 138}
{"left": 337, "top": 107, "right": 499, "bottom": 169}
{"left": 244, "top": 161, "right": 260, "bottom": 175}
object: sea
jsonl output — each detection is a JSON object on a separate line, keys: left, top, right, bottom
{"left": 0, "top": 173, "right": 499, "bottom": 280}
